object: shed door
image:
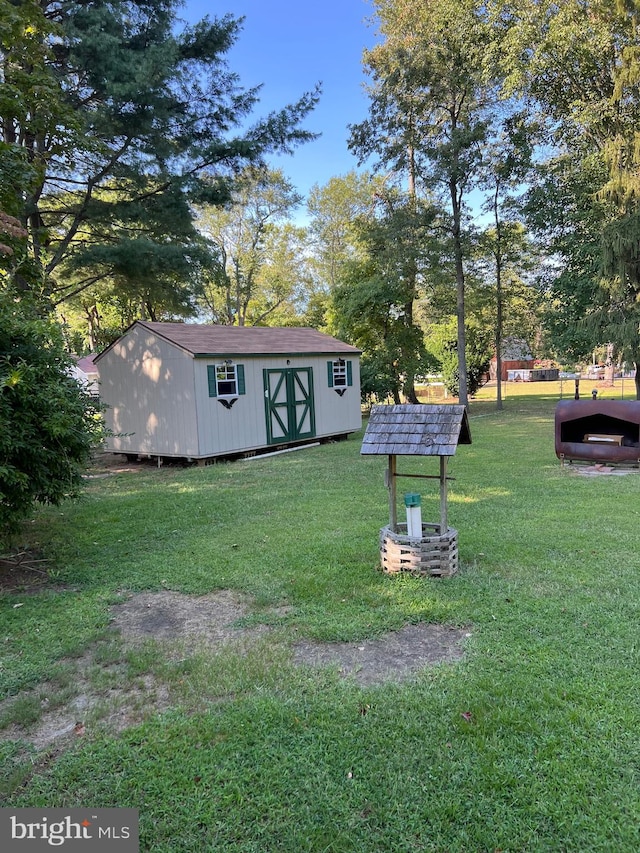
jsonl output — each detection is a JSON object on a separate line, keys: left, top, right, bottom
{"left": 263, "top": 368, "right": 316, "bottom": 445}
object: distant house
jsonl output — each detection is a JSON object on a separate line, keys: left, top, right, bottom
{"left": 489, "top": 338, "right": 535, "bottom": 382}
{"left": 70, "top": 354, "right": 100, "bottom": 396}
{"left": 95, "top": 321, "right": 362, "bottom": 461}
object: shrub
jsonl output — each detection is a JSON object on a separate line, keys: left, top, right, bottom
{"left": 425, "top": 318, "right": 492, "bottom": 398}
{"left": 0, "top": 292, "right": 102, "bottom": 542}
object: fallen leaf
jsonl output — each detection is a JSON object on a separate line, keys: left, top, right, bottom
{"left": 74, "top": 721, "right": 85, "bottom": 736}
{"left": 460, "top": 711, "right": 473, "bottom": 723}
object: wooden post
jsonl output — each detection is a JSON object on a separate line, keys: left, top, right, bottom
{"left": 387, "top": 454, "right": 397, "bottom": 532}
{"left": 440, "top": 456, "right": 448, "bottom": 534}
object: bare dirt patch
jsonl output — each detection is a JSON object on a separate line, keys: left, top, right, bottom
{"left": 1, "top": 589, "right": 469, "bottom": 751}
{"left": 0, "top": 655, "right": 173, "bottom": 752}
{"left": 84, "top": 451, "right": 202, "bottom": 479}
{"left": 82, "top": 451, "right": 151, "bottom": 479}
{"left": 109, "top": 589, "right": 270, "bottom": 650}
{"left": 293, "top": 623, "right": 470, "bottom": 687}
{"left": 568, "top": 463, "right": 638, "bottom": 477}
{"left": 111, "top": 590, "right": 470, "bottom": 686}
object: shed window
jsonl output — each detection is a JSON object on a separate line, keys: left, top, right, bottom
{"left": 208, "top": 363, "right": 246, "bottom": 399}
{"left": 327, "top": 359, "right": 353, "bottom": 394}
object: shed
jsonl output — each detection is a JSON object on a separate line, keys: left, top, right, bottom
{"left": 95, "top": 321, "right": 362, "bottom": 462}
{"left": 490, "top": 338, "right": 535, "bottom": 382}
{"left": 361, "top": 404, "right": 471, "bottom": 576}
{"left": 70, "top": 354, "right": 100, "bottom": 396}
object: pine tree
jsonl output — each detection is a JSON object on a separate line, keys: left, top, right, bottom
{"left": 1, "top": 0, "right": 318, "bottom": 332}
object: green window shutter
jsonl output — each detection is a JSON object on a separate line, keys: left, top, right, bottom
{"left": 327, "top": 360, "right": 334, "bottom": 388}
{"left": 237, "top": 364, "right": 246, "bottom": 395}
{"left": 207, "top": 365, "right": 217, "bottom": 397}
{"left": 346, "top": 361, "right": 353, "bottom": 387}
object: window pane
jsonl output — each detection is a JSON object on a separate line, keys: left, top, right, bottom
{"left": 333, "top": 360, "right": 347, "bottom": 386}
{"left": 216, "top": 364, "right": 237, "bottom": 396}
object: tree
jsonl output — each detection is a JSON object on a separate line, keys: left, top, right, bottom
{"left": 350, "top": 0, "right": 492, "bottom": 407}
{"left": 306, "top": 171, "right": 382, "bottom": 291}
{"left": 424, "top": 317, "right": 492, "bottom": 399}
{"left": 238, "top": 222, "right": 313, "bottom": 327}
{"left": 522, "top": 151, "right": 610, "bottom": 366}
{"left": 195, "top": 166, "right": 306, "bottom": 326}
{"left": 329, "top": 189, "right": 440, "bottom": 403}
{"left": 477, "top": 112, "right": 539, "bottom": 408}
{"left": 1, "top": 0, "right": 319, "bottom": 328}
{"left": 0, "top": 206, "right": 103, "bottom": 542}
{"left": 492, "top": 0, "right": 640, "bottom": 396}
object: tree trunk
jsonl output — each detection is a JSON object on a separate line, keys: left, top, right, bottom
{"left": 450, "top": 179, "right": 468, "bottom": 408}
{"left": 403, "top": 144, "right": 419, "bottom": 405}
{"left": 403, "top": 381, "right": 419, "bottom": 404}
{"left": 493, "top": 187, "right": 504, "bottom": 411}
{"left": 85, "top": 304, "right": 100, "bottom": 351}
{"left": 455, "top": 258, "right": 468, "bottom": 408}
{"left": 604, "top": 343, "right": 615, "bottom": 386}
{"left": 495, "top": 329, "right": 503, "bottom": 410}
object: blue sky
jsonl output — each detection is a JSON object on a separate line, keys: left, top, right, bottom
{"left": 184, "top": 0, "right": 378, "bottom": 203}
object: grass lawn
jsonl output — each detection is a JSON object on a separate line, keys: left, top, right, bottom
{"left": 1, "top": 384, "right": 640, "bottom": 852}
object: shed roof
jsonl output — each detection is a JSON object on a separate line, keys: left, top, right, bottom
{"left": 496, "top": 337, "right": 534, "bottom": 361}
{"left": 360, "top": 404, "right": 471, "bottom": 457}
{"left": 96, "top": 321, "right": 360, "bottom": 361}
{"left": 73, "top": 354, "right": 99, "bottom": 376}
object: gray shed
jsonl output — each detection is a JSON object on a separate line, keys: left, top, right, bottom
{"left": 361, "top": 404, "right": 471, "bottom": 576}
{"left": 95, "top": 321, "right": 361, "bottom": 462}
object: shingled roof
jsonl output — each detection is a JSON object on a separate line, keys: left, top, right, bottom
{"left": 361, "top": 404, "right": 471, "bottom": 457}
{"left": 96, "top": 321, "right": 360, "bottom": 360}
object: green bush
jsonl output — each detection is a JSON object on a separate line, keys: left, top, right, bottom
{"left": 0, "top": 292, "right": 102, "bottom": 542}
{"left": 425, "top": 318, "right": 492, "bottom": 397}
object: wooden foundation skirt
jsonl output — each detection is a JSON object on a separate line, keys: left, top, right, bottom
{"left": 380, "top": 523, "right": 458, "bottom": 577}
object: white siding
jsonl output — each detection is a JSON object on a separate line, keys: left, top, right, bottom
{"left": 193, "top": 357, "right": 267, "bottom": 456}
{"left": 315, "top": 355, "right": 362, "bottom": 436}
{"left": 100, "top": 326, "right": 199, "bottom": 456}
{"left": 99, "top": 331, "right": 361, "bottom": 458}
{"left": 194, "top": 354, "right": 361, "bottom": 457}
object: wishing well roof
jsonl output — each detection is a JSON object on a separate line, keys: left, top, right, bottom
{"left": 360, "top": 404, "right": 471, "bottom": 457}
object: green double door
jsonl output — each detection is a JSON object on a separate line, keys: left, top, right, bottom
{"left": 263, "top": 367, "right": 316, "bottom": 446}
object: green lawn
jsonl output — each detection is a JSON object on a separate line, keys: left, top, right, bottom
{"left": 2, "top": 391, "right": 640, "bottom": 852}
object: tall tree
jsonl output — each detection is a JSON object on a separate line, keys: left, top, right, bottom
{"left": 307, "top": 171, "right": 381, "bottom": 289}
{"left": 423, "top": 315, "right": 493, "bottom": 399}
{"left": 477, "top": 112, "right": 538, "bottom": 409}
{"left": 1, "top": 0, "right": 318, "bottom": 321}
{"left": 329, "top": 188, "right": 439, "bottom": 403}
{"left": 245, "top": 223, "right": 312, "bottom": 327}
{"left": 349, "top": 0, "right": 492, "bottom": 407}
{"left": 492, "top": 0, "right": 640, "bottom": 396}
{"left": 522, "top": 151, "right": 610, "bottom": 367}
{"left": 195, "top": 166, "right": 304, "bottom": 326}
